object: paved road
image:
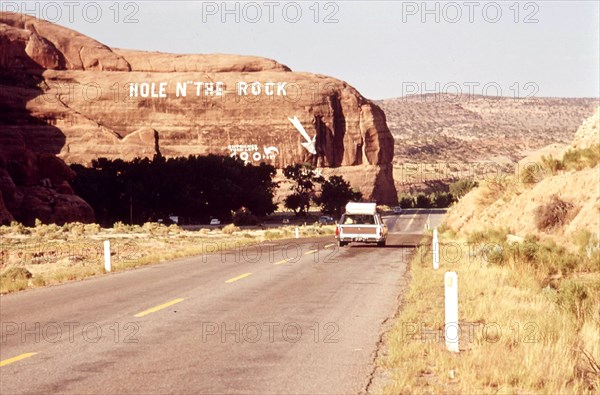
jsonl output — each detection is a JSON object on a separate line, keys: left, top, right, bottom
{"left": 0, "top": 210, "right": 444, "bottom": 395}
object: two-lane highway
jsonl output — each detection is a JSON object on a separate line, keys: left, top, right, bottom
{"left": 1, "top": 210, "right": 443, "bottom": 394}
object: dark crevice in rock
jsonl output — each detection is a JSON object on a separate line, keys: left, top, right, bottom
{"left": 331, "top": 94, "right": 347, "bottom": 167}
{"left": 154, "top": 129, "right": 162, "bottom": 159}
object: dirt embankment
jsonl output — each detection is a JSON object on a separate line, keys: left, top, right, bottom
{"left": 445, "top": 107, "right": 600, "bottom": 246}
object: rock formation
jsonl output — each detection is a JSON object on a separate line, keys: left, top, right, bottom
{"left": 0, "top": 147, "right": 95, "bottom": 226}
{"left": 571, "top": 107, "right": 599, "bottom": 150}
{"left": 0, "top": 12, "right": 398, "bottom": 218}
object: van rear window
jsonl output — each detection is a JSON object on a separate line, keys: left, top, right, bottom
{"left": 342, "top": 215, "right": 375, "bottom": 225}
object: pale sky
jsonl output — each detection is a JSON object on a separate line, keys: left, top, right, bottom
{"left": 9, "top": 0, "right": 600, "bottom": 100}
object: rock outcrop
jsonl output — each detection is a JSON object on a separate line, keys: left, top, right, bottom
{"left": 0, "top": 143, "right": 94, "bottom": 226}
{"left": 0, "top": 12, "right": 397, "bottom": 210}
{"left": 571, "top": 107, "right": 599, "bottom": 150}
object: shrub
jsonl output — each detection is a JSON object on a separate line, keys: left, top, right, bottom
{"left": 431, "top": 192, "right": 455, "bottom": 208}
{"left": 516, "top": 239, "right": 539, "bottom": 263}
{"left": 467, "top": 230, "right": 488, "bottom": 244}
{"left": 476, "top": 180, "right": 507, "bottom": 206}
{"left": 556, "top": 279, "right": 600, "bottom": 324}
{"left": 483, "top": 243, "right": 507, "bottom": 265}
{"left": 467, "top": 228, "right": 508, "bottom": 245}
{"left": 222, "top": 224, "right": 240, "bottom": 234}
{"left": 9, "top": 221, "right": 29, "bottom": 235}
{"left": 398, "top": 194, "right": 415, "bottom": 209}
{"left": 562, "top": 144, "right": 600, "bottom": 171}
{"left": 84, "top": 223, "right": 101, "bottom": 235}
{"left": 572, "top": 230, "right": 600, "bottom": 269}
{"left": 415, "top": 193, "right": 431, "bottom": 208}
{"left": 263, "top": 230, "right": 281, "bottom": 239}
{"left": 521, "top": 163, "right": 544, "bottom": 184}
{"left": 142, "top": 222, "right": 168, "bottom": 236}
{"left": 168, "top": 224, "right": 181, "bottom": 234}
{"left": 32, "top": 276, "right": 46, "bottom": 287}
{"left": 397, "top": 191, "right": 456, "bottom": 209}
{"left": 0, "top": 266, "right": 33, "bottom": 281}
{"left": 534, "top": 195, "right": 574, "bottom": 232}
{"left": 449, "top": 179, "right": 478, "bottom": 199}
{"left": 540, "top": 155, "right": 564, "bottom": 175}
{"left": 113, "top": 221, "right": 130, "bottom": 233}
{"left": 232, "top": 207, "right": 259, "bottom": 226}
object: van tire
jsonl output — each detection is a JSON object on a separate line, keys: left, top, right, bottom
{"left": 377, "top": 240, "right": 386, "bottom": 247}
{"left": 338, "top": 240, "right": 348, "bottom": 247}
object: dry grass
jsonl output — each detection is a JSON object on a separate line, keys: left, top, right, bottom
{"left": 377, "top": 229, "right": 600, "bottom": 394}
{"left": 0, "top": 222, "right": 335, "bottom": 294}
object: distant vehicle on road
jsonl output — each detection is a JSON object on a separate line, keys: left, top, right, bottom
{"left": 210, "top": 218, "right": 221, "bottom": 225}
{"left": 335, "top": 202, "right": 387, "bottom": 247}
{"left": 392, "top": 206, "right": 403, "bottom": 214}
{"left": 318, "top": 215, "right": 334, "bottom": 224}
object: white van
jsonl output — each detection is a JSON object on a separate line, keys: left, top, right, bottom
{"left": 335, "top": 203, "right": 388, "bottom": 247}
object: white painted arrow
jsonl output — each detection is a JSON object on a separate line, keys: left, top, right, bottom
{"left": 288, "top": 116, "right": 317, "bottom": 155}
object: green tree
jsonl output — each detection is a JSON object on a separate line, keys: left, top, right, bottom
{"left": 282, "top": 163, "right": 323, "bottom": 216}
{"left": 315, "top": 175, "right": 362, "bottom": 218}
{"left": 71, "top": 155, "right": 278, "bottom": 225}
{"left": 398, "top": 194, "right": 415, "bottom": 209}
{"left": 284, "top": 193, "right": 308, "bottom": 216}
{"left": 415, "top": 193, "right": 432, "bottom": 208}
{"left": 431, "top": 192, "right": 455, "bottom": 208}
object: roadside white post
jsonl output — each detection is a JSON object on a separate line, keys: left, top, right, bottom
{"left": 432, "top": 227, "right": 439, "bottom": 270}
{"left": 103, "top": 240, "right": 111, "bottom": 272}
{"left": 444, "top": 272, "right": 459, "bottom": 353}
{"left": 295, "top": 227, "right": 299, "bottom": 239}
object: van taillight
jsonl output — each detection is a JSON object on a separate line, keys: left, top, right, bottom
{"left": 335, "top": 226, "right": 340, "bottom": 236}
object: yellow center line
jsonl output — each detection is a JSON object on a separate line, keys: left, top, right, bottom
{"left": 134, "top": 298, "right": 185, "bottom": 318}
{"left": 225, "top": 272, "right": 252, "bottom": 283}
{"left": 274, "top": 259, "right": 290, "bottom": 265}
{"left": 324, "top": 243, "right": 335, "bottom": 249}
{"left": 304, "top": 249, "right": 318, "bottom": 255}
{"left": 0, "top": 352, "right": 37, "bottom": 367}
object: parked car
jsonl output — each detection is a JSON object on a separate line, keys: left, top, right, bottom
{"left": 393, "top": 206, "right": 403, "bottom": 214}
{"left": 318, "top": 215, "right": 334, "bottom": 224}
{"left": 210, "top": 218, "right": 221, "bottom": 225}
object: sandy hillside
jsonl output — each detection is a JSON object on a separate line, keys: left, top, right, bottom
{"left": 445, "top": 108, "right": 600, "bottom": 243}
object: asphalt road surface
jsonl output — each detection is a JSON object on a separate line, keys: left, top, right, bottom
{"left": 0, "top": 210, "right": 444, "bottom": 395}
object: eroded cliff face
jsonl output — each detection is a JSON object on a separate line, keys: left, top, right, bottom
{"left": 0, "top": 12, "right": 397, "bottom": 216}
{"left": 0, "top": 143, "right": 94, "bottom": 226}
